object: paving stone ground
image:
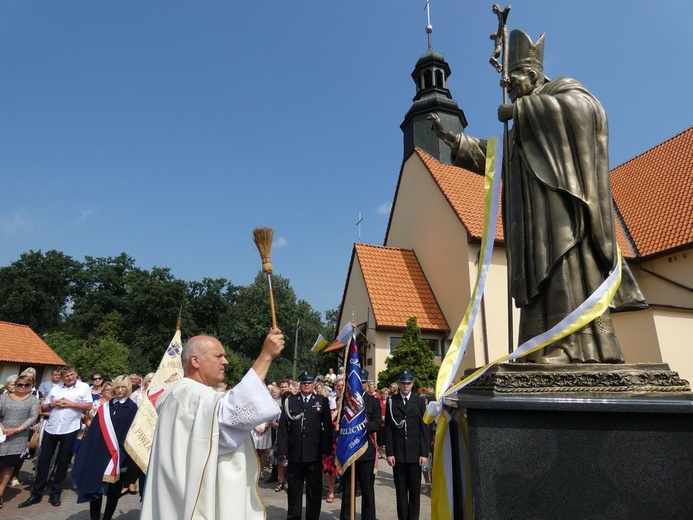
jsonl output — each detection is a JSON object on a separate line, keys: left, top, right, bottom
{"left": 7, "top": 458, "right": 432, "bottom": 519}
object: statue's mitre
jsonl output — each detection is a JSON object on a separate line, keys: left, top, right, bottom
{"left": 508, "top": 30, "right": 545, "bottom": 72}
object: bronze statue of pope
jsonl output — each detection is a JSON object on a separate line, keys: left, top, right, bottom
{"left": 429, "top": 30, "right": 646, "bottom": 364}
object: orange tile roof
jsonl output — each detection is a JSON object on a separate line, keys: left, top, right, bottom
{"left": 613, "top": 218, "right": 636, "bottom": 259}
{"left": 415, "top": 148, "right": 638, "bottom": 258}
{"left": 415, "top": 149, "right": 504, "bottom": 242}
{"left": 611, "top": 127, "right": 693, "bottom": 258}
{"left": 0, "top": 321, "right": 66, "bottom": 366}
{"left": 354, "top": 243, "right": 448, "bottom": 332}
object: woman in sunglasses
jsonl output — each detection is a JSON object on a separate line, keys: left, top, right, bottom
{"left": 89, "top": 373, "right": 106, "bottom": 401}
{"left": 0, "top": 375, "right": 40, "bottom": 508}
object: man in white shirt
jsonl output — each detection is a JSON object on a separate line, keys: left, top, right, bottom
{"left": 140, "top": 328, "right": 285, "bottom": 520}
{"left": 19, "top": 365, "right": 92, "bottom": 508}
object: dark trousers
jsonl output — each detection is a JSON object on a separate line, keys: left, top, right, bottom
{"left": 339, "top": 460, "right": 376, "bottom": 520}
{"left": 89, "top": 480, "right": 123, "bottom": 520}
{"left": 393, "top": 462, "right": 422, "bottom": 520}
{"left": 32, "top": 429, "right": 79, "bottom": 499}
{"left": 286, "top": 460, "right": 322, "bottom": 520}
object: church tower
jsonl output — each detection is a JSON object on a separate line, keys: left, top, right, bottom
{"left": 400, "top": 13, "right": 467, "bottom": 164}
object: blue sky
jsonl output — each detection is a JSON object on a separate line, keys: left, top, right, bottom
{"left": 1, "top": 1, "right": 691, "bottom": 317}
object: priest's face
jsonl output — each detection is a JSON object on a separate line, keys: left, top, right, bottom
{"left": 194, "top": 338, "right": 229, "bottom": 386}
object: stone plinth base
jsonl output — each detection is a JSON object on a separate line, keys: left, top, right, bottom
{"left": 464, "top": 362, "right": 690, "bottom": 396}
{"left": 447, "top": 364, "right": 693, "bottom": 519}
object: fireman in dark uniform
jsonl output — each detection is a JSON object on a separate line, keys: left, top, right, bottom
{"left": 277, "top": 371, "right": 332, "bottom": 520}
{"left": 339, "top": 370, "right": 381, "bottom": 520}
{"left": 385, "top": 370, "right": 430, "bottom": 520}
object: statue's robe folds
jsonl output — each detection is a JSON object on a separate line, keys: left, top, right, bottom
{"left": 453, "top": 76, "right": 646, "bottom": 362}
{"left": 140, "top": 371, "right": 279, "bottom": 520}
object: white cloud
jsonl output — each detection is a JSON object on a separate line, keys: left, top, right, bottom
{"left": 376, "top": 202, "right": 392, "bottom": 216}
{"left": 73, "top": 203, "right": 97, "bottom": 226}
{"left": 274, "top": 236, "right": 288, "bottom": 248}
{"left": 0, "top": 212, "right": 34, "bottom": 235}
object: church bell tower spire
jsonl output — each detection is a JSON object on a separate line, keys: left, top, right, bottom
{"left": 401, "top": 2, "right": 467, "bottom": 164}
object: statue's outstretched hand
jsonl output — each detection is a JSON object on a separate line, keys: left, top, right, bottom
{"left": 428, "top": 113, "right": 443, "bottom": 135}
{"left": 497, "top": 104, "right": 513, "bottom": 123}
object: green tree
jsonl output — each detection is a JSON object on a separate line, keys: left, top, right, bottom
{"left": 44, "top": 331, "right": 130, "bottom": 379}
{"left": 219, "top": 273, "right": 326, "bottom": 379}
{"left": 66, "top": 256, "right": 188, "bottom": 374}
{"left": 123, "top": 266, "right": 189, "bottom": 373}
{"left": 316, "top": 308, "right": 341, "bottom": 376}
{"left": 377, "top": 316, "right": 439, "bottom": 391}
{"left": 66, "top": 253, "right": 136, "bottom": 338}
{"left": 77, "top": 336, "right": 131, "bottom": 380}
{"left": 223, "top": 347, "right": 252, "bottom": 387}
{"left": 0, "top": 250, "right": 81, "bottom": 333}
{"left": 44, "top": 331, "right": 83, "bottom": 366}
{"left": 187, "top": 277, "right": 238, "bottom": 337}
{"left": 2, "top": 249, "right": 331, "bottom": 381}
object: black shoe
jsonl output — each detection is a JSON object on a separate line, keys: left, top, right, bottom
{"left": 265, "top": 477, "right": 278, "bottom": 484}
{"left": 49, "top": 495, "right": 61, "bottom": 507}
{"left": 18, "top": 495, "right": 42, "bottom": 508}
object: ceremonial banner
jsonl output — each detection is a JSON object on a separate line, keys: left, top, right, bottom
{"left": 124, "top": 328, "right": 184, "bottom": 473}
{"left": 311, "top": 334, "right": 329, "bottom": 352}
{"left": 334, "top": 334, "right": 368, "bottom": 472}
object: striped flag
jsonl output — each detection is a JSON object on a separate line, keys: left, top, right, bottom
{"left": 336, "top": 322, "right": 353, "bottom": 345}
{"left": 335, "top": 334, "right": 368, "bottom": 472}
{"left": 124, "top": 328, "right": 184, "bottom": 473}
{"left": 311, "top": 334, "right": 329, "bottom": 352}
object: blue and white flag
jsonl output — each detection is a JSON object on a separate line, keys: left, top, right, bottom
{"left": 336, "top": 322, "right": 354, "bottom": 345}
{"left": 335, "top": 334, "right": 368, "bottom": 472}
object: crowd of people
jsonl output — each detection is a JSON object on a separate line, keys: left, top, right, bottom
{"left": 252, "top": 368, "right": 435, "bottom": 520}
{"left": 0, "top": 365, "right": 153, "bottom": 518}
{"left": 0, "top": 336, "right": 435, "bottom": 520}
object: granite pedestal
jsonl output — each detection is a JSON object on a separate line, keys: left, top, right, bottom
{"left": 447, "top": 364, "right": 693, "bottom": 520}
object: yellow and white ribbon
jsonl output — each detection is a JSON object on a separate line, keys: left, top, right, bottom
{"left": 432, "top": 136, "right": 503, "bottom": 402}
{"left": 424, "top": 135, "right": 623, "bottom": 519}
{"left": 424, "top": 136, "right": 501, "bottom": 519}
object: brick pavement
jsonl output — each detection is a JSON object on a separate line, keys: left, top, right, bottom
{"left": 8, "top": 458, "right": 432, "bottom": 519}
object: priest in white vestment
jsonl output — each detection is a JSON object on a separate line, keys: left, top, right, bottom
{"left": 140, "top": 329, "right": 285, "bottom": 520}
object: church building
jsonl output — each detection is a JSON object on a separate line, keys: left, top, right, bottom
{"left": 336, "top": 32, "right": 693, "bottom": 385}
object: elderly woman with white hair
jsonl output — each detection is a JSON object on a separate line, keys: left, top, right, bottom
{"left": 72, "top": 375, "right": 138, "bottom": 520}
{"left": 1, "top": 375, "right": 17, "bottom": 395}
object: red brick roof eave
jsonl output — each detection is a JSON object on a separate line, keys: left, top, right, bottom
{"left": 631, "top": 241, "right": 693, "bottom": 263}
{"left": 415, "top": 149, "right": 477, "bottom": 239}
{"left": 415, "top": 149, "right": 506, "bottom": 242}
{"left": 0, "top": 321, "right": 66, "bottom": 366}
{"left": 355, "top": 244, "right": 449, "bottom": 333}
